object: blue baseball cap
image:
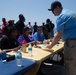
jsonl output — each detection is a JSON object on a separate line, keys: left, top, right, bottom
{"left": 48, "top": 1, "right": 62, "bottom": 11}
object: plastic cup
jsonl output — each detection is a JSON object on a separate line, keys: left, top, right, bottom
{"left": 22, "top": 40, "right": 27, "bottom": 53}
{"left": 22, "top": 44, "right": 27, "bottom": 53}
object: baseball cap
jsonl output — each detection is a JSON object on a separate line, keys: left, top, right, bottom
{"left": 48, "top": 1, "right": 62, "bottom": 11}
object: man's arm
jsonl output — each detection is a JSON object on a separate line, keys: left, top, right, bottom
{"left": 46, "top": 31, "right": 63, "bottom": 49}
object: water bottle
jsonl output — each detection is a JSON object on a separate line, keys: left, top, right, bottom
{"left": 28, "top": 44, "right": 32, "bottom": 57}
{"left": 1, "top": 50, "right": 6, "bottom": 62}
{"left": 16, "top": 50, "right": 22, "bottom": 67}
{"left": 43, "top": 39, "right": 46, "bottom": 47}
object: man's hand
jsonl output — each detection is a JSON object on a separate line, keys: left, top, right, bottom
{"left": 46, "top": 44, "right": 52, "bottom": 49}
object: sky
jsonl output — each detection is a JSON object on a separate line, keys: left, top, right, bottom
{"left": 0, "top": 0, "right": 76, "bottom": 27}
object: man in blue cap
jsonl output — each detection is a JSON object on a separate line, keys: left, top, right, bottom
{"left": 47, "top": 1, "right": 76, "bottom": 75}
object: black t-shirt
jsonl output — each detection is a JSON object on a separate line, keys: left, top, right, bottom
{"left": 15, "top": 20, "right": 25, "bottom": 33}
{"left": 46, "top": 22, "right": 54, "bottom": 32}
{"left": 0, "top": 35, "right": 19, "bottom": 50}
{"left": 33, "top": 25, "right": 38, "bottom": 33}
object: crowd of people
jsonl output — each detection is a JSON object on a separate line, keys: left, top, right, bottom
{"left": 0, "top": 14, "right": 55, "bottom": 52}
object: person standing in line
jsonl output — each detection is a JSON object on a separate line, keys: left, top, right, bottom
{"left": 33, "top": 22, "right": 38, "bottom": 34}
{"left": 42, "top": 22, "right": 49, "bottom": 39}
{"left": 47, "top": 1, "right": 76, "bottom": 75}
{"left": 26, "top": 22, "right": 33, "bottom": 35}
{"left": 1, "top": 18, "right": 8, "bottom": 35}
{"left": 5, "top": 20, "right": 15, "bottom": 36}
{"left": 15, "top": 14, "right": 25, "bottom": 38}
{"left": 42, "top": 22, "right": 45, "bottom": 27}
{"left": 45, "top": 18, "right": 54, "bottom": 39}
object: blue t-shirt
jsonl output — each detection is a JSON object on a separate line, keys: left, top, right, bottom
{"left": 56, "top": 9, "right": 76, "bottom": 41}
{"left": 32, "top": 32, "right": 45, "bottom": 42}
